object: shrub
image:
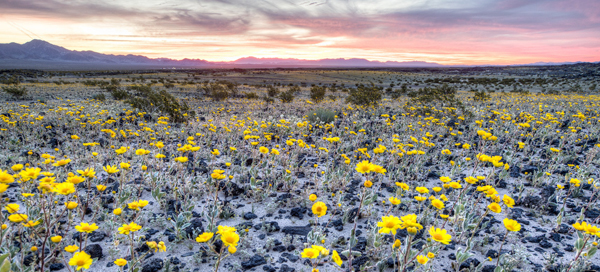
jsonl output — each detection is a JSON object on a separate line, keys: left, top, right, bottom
{"left": 310, "top": 86, "right": 326, "bottom": 103}
{"left": 201, "top": 81, "right": 238, "bottom": 101}
{"left": 1, "top": 86, "right": 27, "bottom": 99}
{"left": 279, "top": 90, "right": 295, "bottom": 103}
{"left": 346, "top": 83, "right": 383, "bottom": 106}
{"left": 267, "top": 85, "right": 280, "bottom": 97}
{"left": 289, "top": 85, "right": 301, "bottom": 94}
{"left": 125, "top": 85, "right": 194, "bottom": 123}
{"left": 473, "top": 90, "right": 491, "bottom": 101}
{"left": 245, "top": 92, "right": 259, "bottom": 99}
{"left": 92, "top": 93, "right": 106, "bottom": 101}
{"left": 307, "top": 108, "right": 335, "bottom": 124}
{"left": 406, "top": 83, "right": 472, "bottom": 118}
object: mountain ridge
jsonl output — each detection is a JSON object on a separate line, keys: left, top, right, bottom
{"left": 0, "top": 39, "right": 592, "bottom": 69}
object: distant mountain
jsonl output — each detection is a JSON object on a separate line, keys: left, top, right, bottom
{"left": 0, "top": 39, "right": 444, "bottom": 69}
{"left": 230, "top": 56, "right": 443, "bottom": 67}
{"left": 0, "top": 40, "right": 210, "bottom": 68}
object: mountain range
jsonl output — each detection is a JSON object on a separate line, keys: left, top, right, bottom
{"left": 0, "top": 39, "right": 586, "bottom": 70}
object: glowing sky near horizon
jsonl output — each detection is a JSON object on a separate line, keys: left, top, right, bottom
{"left": 1, "top": 0, "right": 599, "bottom": 65}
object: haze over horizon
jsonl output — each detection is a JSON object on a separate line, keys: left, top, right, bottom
{"left": 2, "top": 0, "right": 600, "bottom": 65}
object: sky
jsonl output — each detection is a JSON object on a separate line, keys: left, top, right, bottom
{"left": 1, "top": 0, "right": 599, "bottom": 65}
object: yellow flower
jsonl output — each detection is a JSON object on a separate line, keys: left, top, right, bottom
{"left": 355, "top": 160, "right": 373, "bottom": 174}
{"left": 301, "top": 247, "right": 320, "bottom": 259}
{"left": 311, "top": 245, "right": 329, "bottom": 256}
{"left": 427, "top": 252, "right": 435, "bottom": 258}
{"left": 377, "top": 215, "right": 402, "bottom": 235}
{"left": 502, "top": 195, "right": 515, "bottom": 208}
{"left": 53, "top": 159, "right": 71, "bottom": 167}
{"left": 448, "top": 182, "right": 462, "bottom": 189}
{"left": 503, "top": 218, "right": 521, "bottom": 232}
{"left": 416, "top": 187, "right": 429, "bottom": 194}
{"left": 0, "top": 171, "right": 15, "bottom": 183}
{"left": 259, "top": 146, "right": 269, "bottom": 154}
{"left": 392, "top": 239, "right": 401, "bottom": 249}
{"left": 271, "top": 148, "right": 280, "bottom": 155}
{"left": 65, "top": 202, "right": 78, "bottom": 209}
{"left": 71, "top": 135, "right": 79, "bottom": 140}
{"left": 174, "top": 157, "right": 188, "bottom": 163}
{"left": 417, "top": 255, "right": 429, "bottom": 265}
{"left": 118, "top": 222, "right": 142, "bottom": 235}
{"left": 8, "top": 214, "right": 27, "bottom": 223}
{"left": 65, "top": 245, "right": 79, "bottom": 253}
{"left": 53, "top": 182, "right": 76, "bottom": 195}
{"left": 395, "top": 182, "right": 409, "bottom": 191}
{"left": 399, "top": 214, "right": 423, "bottom": 230}
{"left": 75, "top": 223, "right": 98, "bottom": 233}
{"left": 488, "top": 202, "right": 502, "bottom": 213}
{"left": 312, "top": 201, "right": 327, "bottom": 217}
{"left": 439, "top": 176, "right": 451, "bottom": 183}
{"left": 96, "top": 185, "right": 107, "bottom": 192}
{"left": 332, "top": 250, "right": 342, "bottom": 266}
{"left": 465, "top": 176, "right": 478, "bottom": 184}
{"left": 69, "top": 251, "right": 93, "bottom": 271}
{"left": 220, "top": 231, "right": 240, "bottom": 247}
{"left": 217, "top": 225, "right": 237, "bottom": 235}
{"left": 414, "top": 196, "right": 427, "bottom": 202}
{"left": 4, "top": 204, "right": 19, "bottom": 213}
{"left": 113, "top": 208, "right": 122, "bottom": 215}
{"left": 51, "top": 236, "right": 62, "bottom": 243}
{"left": 77, "top": 168, "right": 96, "bottom": 178}
{"left": 431, "top": 199, "right": 445, "bottom": 210}
{"left": 114, "top": 259, "right": 127, "bottom": 266}
{"left": 120, "top": 162, "right": 130, "bottom": 170}
{"left": 388, "top": 197, "right": 401, "bottom": 205}
{"left": 135, "top": 149, "right": 150, "bottom": 156}
{"left": 196, "top": 232, "right": 214, "bottom": 243}
{"left": 228, "top": 246, "right": 237, "bottom": 254}
{"left": 309, "top": 194, "right": 317, "bottom": 202}
{"left": 19, "top": 167, "right": 41, "bottom": 181}
{"left": 22, "top": 220, "right": 41, "bottom": 228}
{"left": 364, "top": 180, "right": 373, "bottom": 187}
{"left": 103, "top": 165, "right": 119, "bottom": 174}
{"left": 66, "top": 175, "right": 85, "bottom": 184}
{"left": 429, "top": 227, "right": 452, "bottom": 244}
{"left": 11, "top": 164, "right": 24, "bottom": 172}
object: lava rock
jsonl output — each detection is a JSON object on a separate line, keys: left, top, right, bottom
{"left": 84, "top": 244, "right": 103, "bottom": 259}
{"left": 142, "top": 258, "right": 164, "bottom": 272}
{"left": 282, "top": 225, "right": 311, "bottom": 236}
{"left": 244, "top": 212, "right": 258, "bottom": 220}
{"left": 241, "top": 255, "right": 267, "bottom": 270}
{"left": 460, "top": 258, "right": 481, "bottom": 270}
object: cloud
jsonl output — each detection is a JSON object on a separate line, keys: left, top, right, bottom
{"left": 1, "top": 0, "right": 599, "bottom": 64}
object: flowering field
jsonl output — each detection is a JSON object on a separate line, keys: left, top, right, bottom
{"left": 0, "top": 69, "right": 599, "bottom": 272}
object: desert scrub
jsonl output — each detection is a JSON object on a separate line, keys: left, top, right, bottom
{"left": 307, "top": 108, "right": 336, "bottom": 124}
{"left": 1, "top": 85, "right": 27, "bottom": 99}
{"left": 125, "top": 84, "right": 195, "bottom": 123}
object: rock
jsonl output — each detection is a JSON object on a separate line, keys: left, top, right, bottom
{"left": 460, "top": 258, "right": 481, "bottom": 270}
{"left": 262, "top": 265, "right": 276, "bottom": 272}
{"left": 142, "top": 258, "right": 164, "bottom": 272}
{"left": 241, "top": 255, "right": 267, "bottom": 270}
{"left": 183, "top": 218, "right": 203, "bottom": 237}
{"left": 352, "top": 256, "right": 369, "bottom": 270}
{"left": 255, "top": 221, "right": 280, "bottom": 232}
{"left": 485, "top": 250, "right": 498, "bottom": 259}
{"left": 540, "top": 240, "right": 553, "bottom": 248}
{"left": 332, "top": 219, "right": 344, "bottom": 231}
{"left": 280, "top": 264, "right": 295, "bottom": 272}
{"left": 49, "top": 263, "right": 65, "bottom": 271}
{"left": 282, "top": 225, "right": 311, "bottom": 236}
{"left": 219, "top": 181, "right": 245, "bottom": 197}
{"left": 89, "top": 231, "right": 106, "bottom": 242}
{"left": 482, "top": 265, "right": 496, "bottom": 272}
{"left": 244, "top": 212, "right": 258, "bottom": 220}
{"left": 84, "top": 244, "right": 103, "bottom": 259}
{"left": 290, "top": 207, "right": 306, "bottom": 219}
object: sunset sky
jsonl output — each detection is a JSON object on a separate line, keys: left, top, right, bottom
{"left": 1, "top": 0, "right": 599, "bottom": 65}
